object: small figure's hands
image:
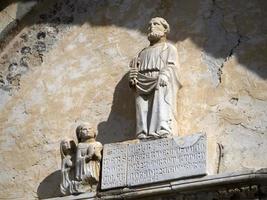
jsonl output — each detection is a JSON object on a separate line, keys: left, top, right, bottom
{"left": 66, "top": 157, "right": 73, "bottom": 167}
{"left": 85, "top": 154, "right": 93, "bottom": 163}
{"left": 158, "top": 74, "right": 168, "bottom": 87}
{"left": 92, "top": 152, "right": 102, "bottom": 160}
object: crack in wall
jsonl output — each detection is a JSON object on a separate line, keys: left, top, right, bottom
{"left": 221, "top": 116, "right": 265, "bottom": 135}
{"left": 202, "top": 0, "right": 244, "bottom": 87}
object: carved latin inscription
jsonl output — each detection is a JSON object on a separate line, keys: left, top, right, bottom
{"left": 101, "top": 143, "right": 128, "bottom": 189}
{"left": 128, "top": 134, "right": 206, "bottom": 186}
{"left": 101, "top": 134, "right": 207, "bottom": 189}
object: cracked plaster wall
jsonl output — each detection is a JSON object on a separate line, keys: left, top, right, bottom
{"left": 0, "top": 0, "right": 267, "bottom": 199}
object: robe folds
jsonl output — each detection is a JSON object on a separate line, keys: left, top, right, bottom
{"left": 135, "top": 42, "right": 180, "bottom": 137}
{"left": 75, "top": 142, "right": 102, "bottom": 184}
{"left": 60, "top": 154, "right": 79, "bottom": 194}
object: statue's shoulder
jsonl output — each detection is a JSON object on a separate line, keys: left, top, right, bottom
{"left": 138, "top": 47, "right": 147, "bottom": 56}
{"left": 95, "top": 141, "right": 103, "bottom": 148}
{"left": 87, "top": 141, "right": 102, "bottom": 147}
{"left": 166, "top": 42, "right": 177, "bottom": 51}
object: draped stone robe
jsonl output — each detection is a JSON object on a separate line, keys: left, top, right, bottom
{"left": 75, "top": 141, "right": 102, "bottom": 186}
{"left": 60, "top": 154, "right": 75, "bottom": 195}
{"left": 135, "top": 42, "right": 180, "bottom": 137}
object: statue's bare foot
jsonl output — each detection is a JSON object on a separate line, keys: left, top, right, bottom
{"left": 147, "top": 132, "right": 160, "bottom": 139}
{"left": 137, "top": 133, "right": 147, "bottom": 139}
{"left": 157, "top": 130, "right": 170, "bottom": 138}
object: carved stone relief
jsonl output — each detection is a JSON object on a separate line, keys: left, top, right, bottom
{"left": 128, "top": 17, "right": 181, "bottom": 140}
{"left": 60, "top": 123, "right": 103, "bottom": 195}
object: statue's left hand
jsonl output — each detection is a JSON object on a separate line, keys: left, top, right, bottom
{"left": 158, "top": 75, "right": 168, "bottom": 87}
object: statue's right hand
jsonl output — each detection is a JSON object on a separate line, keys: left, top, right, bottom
{"left": 129, "top": 57, "right": 140, "bottom": 88}
{"left": 129, "top": 68, "right": 138, "bottom": 79}
{"left": 129, "top": 67, "right": 138, "bottom": 88}
{"left": 129, "top": 57, "right": 140, "bottom": 69}
{"left": 129, "top": 78, "right": 137, "bottom": 88}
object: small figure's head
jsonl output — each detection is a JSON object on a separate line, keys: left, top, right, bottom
{"left": 147, "top": 17, "right": 170, "bottom": 43}
{"left": 76, "top": 123, "right": 95, "bottom": 142}
{"left": 60, "top": 139, "right": 76, "bottom": 159}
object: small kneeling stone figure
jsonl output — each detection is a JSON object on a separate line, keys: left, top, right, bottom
{"left": 60, "top": 123, "right": 103, "bottom": 195}
{"left": 75, "top": 124, "right": 103, "bottom": 192}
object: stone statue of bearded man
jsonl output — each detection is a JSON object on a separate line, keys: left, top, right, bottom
{"left": 129, "top": 17, "right": 180, "bottom": 139}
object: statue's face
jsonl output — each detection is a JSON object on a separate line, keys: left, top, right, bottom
{"left": 62, "top": 141, "right": 70, "bottom": 153}
{"left": 79, "top": 125, "right": 95, "bottom": 140}
{"left": 147, "top": 18, "right": 165, "bottom": 42}
{"left": 80, "top": 126, "right": 89, "bottom": 139}
{"left": 148, "top": 19, "right": 165, "bottom": 34}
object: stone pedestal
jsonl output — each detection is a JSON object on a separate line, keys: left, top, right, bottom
{"left": 101, "top": 133, "right": 220, "bottom": 190}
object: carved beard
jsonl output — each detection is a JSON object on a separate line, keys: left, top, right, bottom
{"left": 147, "top": 30, "right": 165, "bottom": 42}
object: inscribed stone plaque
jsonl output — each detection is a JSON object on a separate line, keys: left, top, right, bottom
{"left": 127, "top": 134, "right": 206, "bottom": 186}
{"left": 101, "top": 143, "right": 128, "bottom": 190}
{"left": 101, "top": 133, "right": 207, "bottom": 189}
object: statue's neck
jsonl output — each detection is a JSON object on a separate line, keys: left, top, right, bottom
{"left": 150, "top": 37, "right": 166, "bottom": 46}
{"left": 82, "top": 138, "right": 95, "bottom": 143}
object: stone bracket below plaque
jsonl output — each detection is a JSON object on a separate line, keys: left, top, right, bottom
{"left": 101, "top": 133, "right": 221, "bottom": 190}
{"left": 45, "top": 169, "right": 267, "bottom": 200}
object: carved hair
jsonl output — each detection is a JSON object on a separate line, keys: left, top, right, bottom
{"left": 151, "top": 17, "right": 170, "bottom": 34}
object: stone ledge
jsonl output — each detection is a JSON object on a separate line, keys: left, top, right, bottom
{"left": 47, "top": 169, "right": 267, "bottom": 199}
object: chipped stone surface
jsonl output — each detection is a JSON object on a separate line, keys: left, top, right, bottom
{"left": 0, "top": 0, "right": 267, "bottom": 199}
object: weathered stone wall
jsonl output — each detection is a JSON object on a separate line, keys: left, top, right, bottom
{"left": 0, "top": 0, "right": 37, "bottom": 43}
{"left": 0, "top": 0, "right": 266, "bottom": 199}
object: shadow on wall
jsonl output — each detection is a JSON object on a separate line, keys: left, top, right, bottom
{"left": 0, "top": 0, "right": 37, "bottom": 11}
{"left": 37, "top": 170, "right": 62, "bottom": 199}
{"left": 5, "top": 0, "right": 267, "bottom": 80}
{"left": 1, "top": 0, "right": 266, "bottom": 142}
{"left": 97, "top": 73, "right": 136, "bottom": 144}
{"left": 36, "top": 73, "right": 135, "bottom": 198}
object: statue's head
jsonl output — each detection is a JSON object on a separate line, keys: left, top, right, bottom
{"left": 147, "top": 17, "right": 170, "bottom": 43}
{"left": 76, "top": 123, "right": 95, "bottom": 142}
{"left": 60, "top": 139, "right": 76, "bottom": 158}
{"left": 60, "top": 140, "right": 70, "bottom": 153}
